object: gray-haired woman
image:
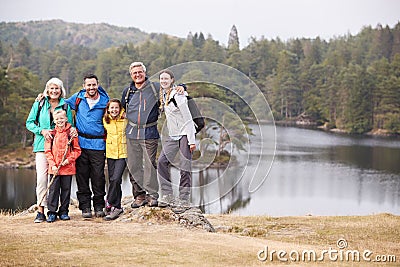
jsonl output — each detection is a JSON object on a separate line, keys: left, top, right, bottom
{"left": 26, "top": 77, "right": 75, "bottom": 223}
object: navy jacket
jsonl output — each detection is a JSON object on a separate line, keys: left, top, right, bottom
{"left": 122, "top": 78, "right": 160, "bottom": 140}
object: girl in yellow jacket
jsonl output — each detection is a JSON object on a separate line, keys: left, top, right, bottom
{"left": 103, "top": 99, "right": 127, "bottom": 220}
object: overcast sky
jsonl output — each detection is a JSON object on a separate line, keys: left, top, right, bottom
{"left": 1, "top": 0, "right": 399, "bottom": 47}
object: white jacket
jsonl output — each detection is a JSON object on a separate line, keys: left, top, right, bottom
{"left": 164, "top": 89, "right": 196, "bottom": 145}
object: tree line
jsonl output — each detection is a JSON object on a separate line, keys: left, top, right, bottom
{"left": 0, "top": 22, "right": 399, "bottom": 147}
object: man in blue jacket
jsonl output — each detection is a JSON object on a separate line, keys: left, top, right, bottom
{"left": 66, "top": 74, "right": 109, "bottom": 218}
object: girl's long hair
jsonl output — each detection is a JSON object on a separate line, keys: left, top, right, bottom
{"left": 104, "top": 98, "right": 122, "bottom": 124}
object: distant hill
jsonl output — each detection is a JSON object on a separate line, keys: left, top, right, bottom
{"left": 0, "top": 19, "right": 166, "bottom": 50}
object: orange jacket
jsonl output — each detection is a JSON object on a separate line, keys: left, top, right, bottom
{"left": 45, "top": 123, "right": 81, "bottom": 175}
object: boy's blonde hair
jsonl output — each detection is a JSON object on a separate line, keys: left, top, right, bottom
{"left": 53, "top": 109, "right": 67, "bottom": 118}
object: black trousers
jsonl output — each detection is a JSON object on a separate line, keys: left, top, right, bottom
{"left": 76, "top": 148, "right": 106, "bottom": 211}
{"left": 106, "top": 158, "right": 125, "bottom": 209}
{"left": 47, "top": 174, "right": 72, "bottom": 215}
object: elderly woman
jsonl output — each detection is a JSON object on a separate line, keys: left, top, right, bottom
{"left": 26, "top": 78, "right": 74, "bottom": 223}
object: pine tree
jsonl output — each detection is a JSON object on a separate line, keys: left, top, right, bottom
{"left": 227, "top": 25, "right": 239, "bottom": 50}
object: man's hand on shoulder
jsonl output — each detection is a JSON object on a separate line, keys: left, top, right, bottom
{"left": 176, "top": 84, "right": 187, "bottom": 95}
{"left": 36, "top": 93, "right": 44, "bottom": 102}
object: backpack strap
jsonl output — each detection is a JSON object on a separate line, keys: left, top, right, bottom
{"left": 75, "top": 97, "right": 82, "bottom": 113}
{"left": 34, "top": 98, "right": 46, "bottom": 126}
{"left": 168, "top": 95, "right": 178, "bottom": 108}
{"left": 123, "top": 87, "right": 135, "bottom": 110}
{"left": 124, "top": 82, "right": 158, "bottom": 111}
{"left": 150, "top": 82, "right": 159, "bottom": 100}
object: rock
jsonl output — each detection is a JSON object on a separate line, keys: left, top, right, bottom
{"left": 176, "top": 208, "right": 215, "bottom": 232}
{"left": 119, "top": 198, "right": 215, "bottom": 232}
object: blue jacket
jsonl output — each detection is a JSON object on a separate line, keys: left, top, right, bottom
{"left": 122, "top": 79, "right": 160, "bottom": 140}
{"left": 26, "top": 97, "right": 74, "bottom": 153}
{"left": 66, "top": 86, "right": 109, "bottom": 150}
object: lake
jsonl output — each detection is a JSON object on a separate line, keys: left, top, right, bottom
{"left": 1, "top": 125, "right": 399, "bottom": 216}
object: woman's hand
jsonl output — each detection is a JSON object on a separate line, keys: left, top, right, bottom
{"left": 190, "top": 144, "right": 196, "bottom": 152}
{"left": 41, "top": 129, "right": 53, "bottom": 141}
{"left": 70, "top": 127, "right": 78, "bottom": 138}
{"left": 52, "top": 166, "right": 58, "bottom": 172}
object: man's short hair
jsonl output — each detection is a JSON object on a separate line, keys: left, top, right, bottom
{"left": 83, "top": 73, "right": 99, "bottom": 83}
{"left": 129, "top": 62, "right": 147, "bottom": 73}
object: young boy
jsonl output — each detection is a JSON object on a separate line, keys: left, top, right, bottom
{"left": 45, "top": 109, "right": 81, "bottom": 222}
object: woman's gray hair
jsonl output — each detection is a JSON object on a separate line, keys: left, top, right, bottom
{"left": 129, "top": 62, "right": 147, "bottom": 73}
{"left": 43, "top": 77, "right": 66, "bottom": 98}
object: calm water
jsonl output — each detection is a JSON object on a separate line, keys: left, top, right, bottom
{"left": 1, "top": 125, "right": 399, "bottom": 216}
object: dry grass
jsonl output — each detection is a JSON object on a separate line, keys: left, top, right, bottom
{"left": 0, "top": 208, "right": 399, "bottom": 266}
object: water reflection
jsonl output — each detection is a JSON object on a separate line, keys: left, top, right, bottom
{"left": 1, "top": 125, "right": 400, "bottom": 216}
{"left": 0, "top": 169, "right": 36, "bottom": 211}
{"left": 230, "top": 126, "right": 400, "bottom": 216}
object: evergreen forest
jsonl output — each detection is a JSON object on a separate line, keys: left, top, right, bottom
{"left": 0, "top": 20, "right": 399, "bottom": 147}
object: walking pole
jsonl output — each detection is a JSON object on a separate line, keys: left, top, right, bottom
{"left": 38, "top": 135, "right": 74, "bottom": 207}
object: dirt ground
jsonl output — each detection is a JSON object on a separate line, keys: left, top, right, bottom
{"left": 0, "top": 202, "right": 399, "bottom": 266}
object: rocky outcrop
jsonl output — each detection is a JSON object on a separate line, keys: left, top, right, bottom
{"left": 21, "top": 197, "right": 216, "bottom": 233}
{"left": 118, "top": 198, "right": 215, "bottom": 232}
{"left": 0, "top": 148, "right": 35, "bottom": 169}
{"left": 0, "top": 159, "right": 35, "bottom": 169}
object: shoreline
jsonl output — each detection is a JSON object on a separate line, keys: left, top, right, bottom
{"left": 273, "top": 120, "right": 400, "bottom": 137}
{"left": 1, "top": 125, "right": 398, "bottom": 169}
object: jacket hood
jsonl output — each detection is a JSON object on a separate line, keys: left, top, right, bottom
{"left": 76, "top": 86, "right": 109, "bottom": 108}
{"left": 54, "top": 122, "right": 72, "bottom": 133}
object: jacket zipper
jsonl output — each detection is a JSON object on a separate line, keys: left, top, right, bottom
{"left": 137, "top": 91, "right": 142, "bottom": 138}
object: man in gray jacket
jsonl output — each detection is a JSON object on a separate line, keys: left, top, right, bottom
{"left": 121, "top": 62, "right": 185, "bottom": 208}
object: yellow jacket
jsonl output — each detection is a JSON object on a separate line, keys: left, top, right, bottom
{"left": 103, "top": 115, "right": 127, "bottom": 159}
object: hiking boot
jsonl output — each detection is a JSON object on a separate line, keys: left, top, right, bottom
{"left": 158, "top": 194, "right": 175, "bottom": 208}
{"left": 104, "top": 207, "right": 123, "bottom": 221}
{"left": 146, "top": 195, "right": 158, "bottom": 207}
{"left": 46, "top": 213, "right": 57, "bottom": 223}
{"left": 34, "top": 212, "right": 46, "bottom": 223}
{"left": 171, "top": 198, "right": 192, "bottom": 214}
{"left": 59, "top": 213, "right": 70, "bottom": 221}
{"left": 95, "top": 208, "right": 105, "bottom": 218}
{"left": 131, "top": 195, "right": 148, "bottom": 208}
{"left": 82, "top": 208, "right": 92, "bottom": 218}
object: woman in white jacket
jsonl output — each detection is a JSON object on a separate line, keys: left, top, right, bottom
{"left": 157, "top": 69, "right": 196, "bottom": 209}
